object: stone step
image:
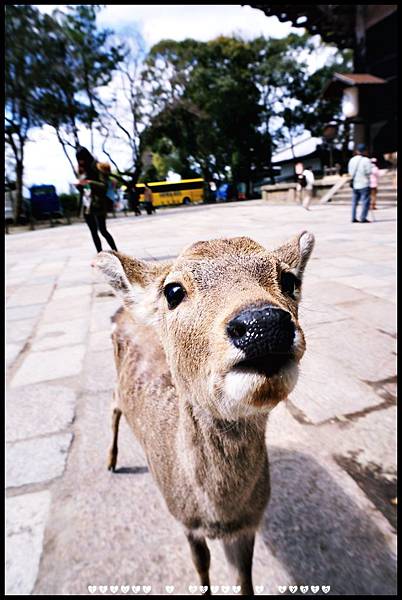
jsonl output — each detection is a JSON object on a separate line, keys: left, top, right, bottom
{"left": 334, "top": 193, "right": 397, "bottom": 201}
{"left": 377, "top": 180, "right": 397, "bottom": 187}
{"left": 331, "top": 202, "right": 397, "bottom": 207}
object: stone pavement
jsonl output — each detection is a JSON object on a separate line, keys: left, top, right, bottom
{"left": 6, "top": 201, "right": 397, "bottom": 595}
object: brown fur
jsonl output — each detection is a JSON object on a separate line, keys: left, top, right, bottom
{"left": 93, "top": 232, "right": 314, "bottom": 594}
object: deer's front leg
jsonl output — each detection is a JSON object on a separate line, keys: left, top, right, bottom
{"left": 186, "top": 531, "right": 211, "bottom": 595}
{"left": 222, "top": 531, "right": 255, "bottom": 595}
{"left": 107, "top": 392, "right": 122, "bottom": 471}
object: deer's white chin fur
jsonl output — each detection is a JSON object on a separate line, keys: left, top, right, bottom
{"left": 221, "top": 363, "right": 299, "bottom": 418}
{"left": 221, "top": 371, "right": 271, "bottom": 418}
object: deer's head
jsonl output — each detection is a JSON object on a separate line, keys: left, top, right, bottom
{"left": 94, "top": 232, "right": 314, "bottom": 420}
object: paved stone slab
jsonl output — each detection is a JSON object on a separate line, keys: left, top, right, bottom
{"left": 6, "top": 491, "right": 52, "bottom": 595}
{"left": 33, "top": 389, "right": 396, "bottom": 596}
{"left": 6, "top": 384, "right": 76, "bottom": 442}
{"left": 298, "top": 302, "right": 348, "bottom": 329}
{"left": 42, "top": 294, "right": 92, "bottom": 314}
{"left": 7, "top": 433, "right": 73, "bottom": 488}
{"left": 57, "top": 271, "right": 93, "bottom": 288}
{"left": 6, "top": 276, "right": 30, "bottom": 287}
{"left": 30, "top": 318, "right": 88, "bottom": 352}
{"left": 318, "top": 256, "right": 369, "bottom": 270}
{"left": 27, "top": 274, "right": 58, "bottom": 286}
{"left": 34, "top": 261, "right": 66, "bottom": 275}
{"left": 82, "top": 349, "right": 116, "bottom": 393}
{"left": 289, "top": 350, "right": 384, "bottom": 424}
{"left": 303, "top": 319, "right": 396, "bottom": 382}
{"left": 90, "top": 299, "right": 121, "bottom": 333}
{"left": 6, "top": 318, "right": 36, "bottom": 344}
{"left": 6, "top": 303, "right": 44, "bottom": 322}
{"left": 5, "top": 203, "right": 396, "bottom": 595}
{"left": 6, "top": 342, "right": 26, "bottom": 369}
{"left": 303, "top": 279, "right": 377, "bottom": 306}
{"left": 89, "top": 330, "right": 113, "bottom": 352}
{"left": 333, "top": 273, "right": 396, "bottom": 292}
{"left": 8, "top": 263, "right": 42, "bottom": 276}
{"left": 336, "top": 296, "right": 396, "bottom": 335}
{"left": 7, "top": 284, "right": 54, "bottom": 307}
{"left": 10, "top": 345, "right": 86, "bottom": 387}
{"left": 260, "top": 449, "right": 396, "bottom": 595}
{"left": 52, "top": 284, "right": 92, "bottom": 301}
{"left": 39, "top": 301, "right": 92, "bottom": 325}
{"left": 327, "top": 406, "right": 397, "bottom": 476}
{"left": 363, "top": 284, "right": 396, "bottom": 301}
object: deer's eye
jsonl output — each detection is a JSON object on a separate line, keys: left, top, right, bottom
{"left": 164, "top": 282, "right": 186, "bottom": 309}
{"left": 280, "top": 271, "right": 300, "bottom": 299}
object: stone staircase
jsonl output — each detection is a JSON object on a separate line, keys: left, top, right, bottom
{"left": 328, "top": 169, "right": 397, "bottom": 206}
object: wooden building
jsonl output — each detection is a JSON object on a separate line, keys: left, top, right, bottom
{"left": 248, "top": 5, "right": 397, "bottom": 157}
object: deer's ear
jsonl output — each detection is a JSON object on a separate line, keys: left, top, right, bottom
{"left": 92, "top": 251, "right": 172, "bottom": 308}
{"left": 273, "top": 231, "right": 315, "bottom": 278}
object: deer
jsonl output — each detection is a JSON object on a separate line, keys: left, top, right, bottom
{"left": 93, "top": 231, "right": 315, "bottom": 595}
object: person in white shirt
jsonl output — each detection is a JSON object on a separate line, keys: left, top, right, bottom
{"left": 301, "top": 166, "right": 315, "bottom": 210}
{"left": 294, "top": 162, "right": 315, "bottom": 210}
{"left": 348, "top": 143, "right": 372, "bottom": 223}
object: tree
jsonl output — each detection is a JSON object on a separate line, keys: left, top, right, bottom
{"left": 5, "top": 4, "right": 125, "bottom": 216}
{"left": 144, "top": 37, "right": 267, "bottom": 187}
{"left": 32, "top": 5, "right": 125, "bottom": 176}
{"left": 5, "top": 5, "right": 46, "bottom": 220}
{"left": 289, "top": 46, "right": 353, "bottom": 166}
{"left": 52, "top": 5, "right": 125, "bottom": 154}
{"left": 248, "top": 33, "right": 312, "bottom": 167}
{"left": 143, "top": 34, "right": 353, "bottom": 187}
{"left": 32, "top": 11, "right": 90, "bottom": 175}
{"left": 96, "top": 33, "right": 149, "bottom": 184}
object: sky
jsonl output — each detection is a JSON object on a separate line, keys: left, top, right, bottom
{"left": 13, "top": 5, "right": 334, "bottom": 193}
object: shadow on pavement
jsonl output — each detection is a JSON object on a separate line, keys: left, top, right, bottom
{"left": 261, "top": 448, "right": 396, "bottom": 595}
{"left": 113, "top": 465, "right": 149, "bottom": 475}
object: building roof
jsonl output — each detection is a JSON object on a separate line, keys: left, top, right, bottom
{"left": 334, "top": 73, "right": 386, "bottom": 85}
{"left": 247, "top": 5, "right": 356, "bottom": 48}
{"left": 246, "top": 5, "right": 397, "bottom": 49}
{"left": 322, "top": 72, "right": 386, "bottom": 98}
{"left": 272, "top": 132, "right": 321, "bottom": 164}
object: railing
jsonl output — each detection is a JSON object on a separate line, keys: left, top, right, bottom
{"left": 319, "top": 176, "right": 349, "bottom": 204}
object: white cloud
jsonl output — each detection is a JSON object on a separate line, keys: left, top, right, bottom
{"left": 34, "top": 4, "right": 300, "bottom": 46}
{"left": 97, "top": 5, "right": 299, "bottom": 46}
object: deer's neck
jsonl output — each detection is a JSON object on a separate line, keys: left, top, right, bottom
{"left": 177, "top": 396, "right": 268, "bottom": 492}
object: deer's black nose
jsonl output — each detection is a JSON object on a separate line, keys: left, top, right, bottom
{"left": 227, "top": 306, "right": 295, "bottom": 360}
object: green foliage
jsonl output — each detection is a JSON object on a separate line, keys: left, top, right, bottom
{"left": 5, "top": 6, "right": 44, "bottom": 130}
{"left": 5, "top": 5, "right": 353, "bottom": 209}
{"left": 139, "top": 164, "right": 158, "bottom": 183}
{"left": 143, "top": 36, "right": 266, "bottom": 182}
{"left": 143, "top": 34, "right": 351, "bottom": 185}
{"left": 22, "top": 5, "right": 125, "bottom": 162}
{"left": 5, "top": 4, "right": 125, "bottom": 215}
{"left": 5, "top": 5, "right": 48, "bottom": 219}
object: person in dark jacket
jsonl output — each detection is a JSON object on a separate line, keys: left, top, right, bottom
{"left": 75, "top": 147, "right": 118, "bottom": 253}
{"left": 143, "top": 183, "right": 156, "bottom": 215}
{"left": 128, "top": 178, "right": 141, "bottom": 216}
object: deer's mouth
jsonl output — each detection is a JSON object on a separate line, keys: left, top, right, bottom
{"left": 233, "top": 352, "right": 295, "bottom": 378}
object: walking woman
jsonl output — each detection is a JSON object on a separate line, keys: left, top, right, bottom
{"left": 75, "top": 147, "right": 118, "bottom": 253}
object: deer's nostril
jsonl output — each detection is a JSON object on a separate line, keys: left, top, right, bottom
{"left": 227, "top": 320, "right": 248, "bottom": 339}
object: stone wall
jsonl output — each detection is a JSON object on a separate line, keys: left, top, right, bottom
{"left": 261, "top": 176, "right": 345, "bottom": 204}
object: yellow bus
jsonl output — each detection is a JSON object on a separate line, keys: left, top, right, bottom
{"left": 136, "top": 178, "right": 204, "bottom": 207}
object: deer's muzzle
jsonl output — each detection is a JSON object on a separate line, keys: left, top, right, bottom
{"left": 227, "top": 305, "right": 295, "bottom": 369}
